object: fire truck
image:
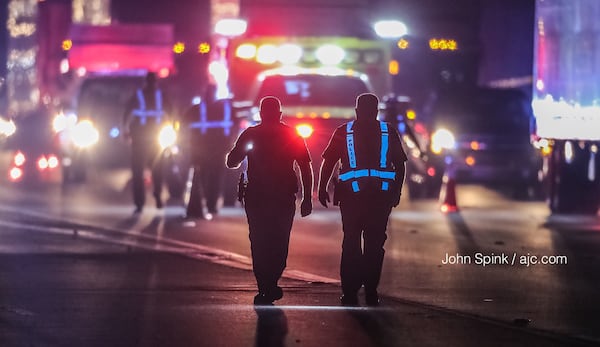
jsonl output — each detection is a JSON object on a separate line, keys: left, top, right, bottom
{"left": 532, "top": 0, "right": 600, "bottom": 214}
{"left": 208, "top": 2, "right": 411, "bottom": 204}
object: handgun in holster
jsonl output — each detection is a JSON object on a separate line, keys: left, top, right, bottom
{"left": 237, "top": 172, "right": 247, "bottom": 203}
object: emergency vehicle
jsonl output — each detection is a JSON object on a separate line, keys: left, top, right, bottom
{"left": 57, "top": 23, "right": 176, "bottom": 182}
{"left": 209, "top": 10, "right": 402, "bottom": 203}
{"left": 531, "top": 0, "right": 600, "bottom": 214}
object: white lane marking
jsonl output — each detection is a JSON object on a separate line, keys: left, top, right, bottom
{"left": 0, "top": 217, "right": 340, "bottom": 285}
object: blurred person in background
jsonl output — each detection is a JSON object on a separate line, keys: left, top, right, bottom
{"left": 181, "top": 85, "right": 235, "bottom": 219}
{"left": 122, "top": 72, "right": 173, "bottom": 214}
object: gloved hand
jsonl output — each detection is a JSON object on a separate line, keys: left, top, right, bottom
{"left": 300, "top": 198, "right": 312, "bottom": 217}
{"left": 318, "top": 189, "right": 330, "bottom": 208}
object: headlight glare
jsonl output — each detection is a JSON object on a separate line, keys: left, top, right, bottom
{"left": 431, "top": 128, "right": 455, "bottom": 154}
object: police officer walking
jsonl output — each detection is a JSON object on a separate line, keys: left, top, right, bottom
{"left": 182, "top": 86, "right": 234, "bottom": 218}
{"left": 226, "top": 96, "right": 313, "bottom": 305}
{"left": 318, "top": 93, "right": 407, "bottom": 306}
{"left": 123, "top": 72, "right": 172, "bottom": 214}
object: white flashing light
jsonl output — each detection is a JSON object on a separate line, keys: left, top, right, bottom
{"left": 257, "top": 44, "right": 278, "bottom": 64}
{"left": 532, "top": 95, "right": 600, "bottom": 140}
{"left": 564, "top": 141, "right": 574, "bottom": 164}
{"left": 236, "top": 43, "right": 257, "bottom": 59}
{"left": 208, "top": 60, "right": 230, "bottom": 99}
{"left": 536, "top": 79, "right": 545, "bottom": 91}
{"left": 214, "top": 19, "right": 247, "bottom": 37}
{"left": 277, "top": 44, "right": 303, "bottom": 65}
{"left": 374, "top": 20, "right": 408, "bottom": 39}
{"left": 0, "top": 118, "right": 16, "bottom": 137}
{"left": 315, "top": 45, "right": 345, "bottom": 66}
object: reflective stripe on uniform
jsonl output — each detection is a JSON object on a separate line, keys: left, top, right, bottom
{"left": 346, "top": 121, "right": 357, "bottom": 168}
{"left": 189, "top": 99, "right": 234, "bottom": 136}
{"left": 132, "top": 89, "right": 164, "bottom": 125}
{"left": 341, "top": 120, "right": 394, "bottom": 192}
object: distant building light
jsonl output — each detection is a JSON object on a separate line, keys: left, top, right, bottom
{"left": 388, "top": 60, "right": 399, "bottom": 75}
{"left": 198, "top": 42, "right": 211, "bottom": 54}
{"left": 429, "top": 38, "right": 459, "bottom": 51}
{"left": 397, "top": 39, "right": 409, "bottom": 50}
{"left": 173, "top": 42, "right": 185, "bottom": 54}
{"left": 62, "top": 39, "right": 73, "bottom": 51}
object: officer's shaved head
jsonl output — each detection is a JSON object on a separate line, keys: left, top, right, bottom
{"left": 355, "top": 93, "right": 379, "bottom": 120}
{"left": 259, "top": 96, "right": 282, "bottom": 123}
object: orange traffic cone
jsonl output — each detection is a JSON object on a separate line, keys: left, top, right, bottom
{"left": 439, "top": 171, "right": 459, "bottom": 213}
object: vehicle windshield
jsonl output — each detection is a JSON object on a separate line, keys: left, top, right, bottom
{"left": 256, "top": 75, "right": 370, "bottom": 108}
{"left": 430, "top": 89, "right": 531, "bottom": 136}
{"left": 77, "top": 76, "right": 145, "bottom": 121}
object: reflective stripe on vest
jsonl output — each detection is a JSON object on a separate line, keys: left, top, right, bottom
{"left": 189, "top": 99, "right": 234, "bottom": 136}
{"left": 340, "top": 121, "right": 395, "bottom": 192}
{"left": 132, "top": 89, "right": 164, "bottom": 125}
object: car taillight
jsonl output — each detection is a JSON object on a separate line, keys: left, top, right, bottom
{"left": 296, "top": 124, "right": 314, "bottom": 139}
{"left": 9, "top": 167, "right": 23, "bottom": 182}
{"left": 14, "top": 151, "right": 25, "bottom": 166}
{"left": 47, "top": 155, "right": 59, "bottom": 169}
{"left": 37, "top": 156, "right": 49, "bottom": 170}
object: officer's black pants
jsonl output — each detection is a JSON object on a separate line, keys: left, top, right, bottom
{"left": 131, "top": 142, "right": 164, "bottom": 208}
{"left": 186, "top": 165, "right": 205, "bottom": 217}
{"left": 200, "top": 157, "right": 225, "bottom": 213}
{"left": 244, "top": 192, "right": 296, "bottom": 295}
{"left": 339, "top": 197, "right": 392, "bottom": 296}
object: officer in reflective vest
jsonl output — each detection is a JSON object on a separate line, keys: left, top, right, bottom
{"left": 123, "top": 72, "right": 172, "bottom": 214}
{"left": 181, "top": 86, "right": 235, "bottom": 218}
{"left": 318, "top": 93, "right": 407, "bottom": 306}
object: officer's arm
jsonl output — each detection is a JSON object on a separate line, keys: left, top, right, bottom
{"left": 297, "top": 160, "right": 314, "bottom": 217}
{"left": 298, "top": 160, "right": 314, "bottom": 200}
{"left": 226, "top": 131, "right": 248, "bottom": 169}
{"left": 317, "top": 158, "right": 336, "bottom": 208}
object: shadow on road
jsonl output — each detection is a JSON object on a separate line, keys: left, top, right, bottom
{"left": 254, "top": 307, "right": 288, "bottom": 347}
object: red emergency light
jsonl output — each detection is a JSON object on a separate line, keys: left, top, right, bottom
{"left": 67, "top": 24, "right": 174, "bottom": 74}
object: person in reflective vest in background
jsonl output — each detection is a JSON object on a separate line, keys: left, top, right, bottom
{"left": 123, "top": 72, "right": 172, "bottom": 214}
{"left": 226, "top": 96, "right": 313, "bottom": 305}
{"left": 182, "top": 85, "right": 235, "bottom": 219}
{"left": 317, "top": 93, "right": 407, "bottom": 307}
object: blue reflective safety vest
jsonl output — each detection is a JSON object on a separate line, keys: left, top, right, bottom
{"left": 189, "top": 99, "right": 234, "bottom": 136}
{"left": 338, "top": 121, "right": 396, "bottom": 193}
{"left": 131, "top": 89, "right": 164, "bottom": 125}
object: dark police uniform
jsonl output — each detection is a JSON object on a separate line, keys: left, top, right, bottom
{"left": 123, "top": 73, "right": 171, "bottom": 213}
{"left": 182, "top": 97, "right": 234, "bottom": 217}
{"left": 321, "top": 107, "right": 407, "bottom": 305}
{"left": 226, "top": 103, "right": 312, "bottom": 304}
